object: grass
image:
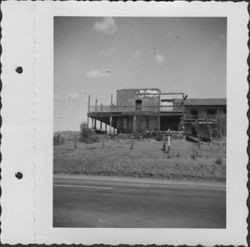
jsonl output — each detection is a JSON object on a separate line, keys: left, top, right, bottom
{"left": 54, "top": 136, "right": 226, "bottom": 181}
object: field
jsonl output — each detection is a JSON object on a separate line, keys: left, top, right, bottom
{"left": 54, "top": 132, "right": 226, "bottom": 181}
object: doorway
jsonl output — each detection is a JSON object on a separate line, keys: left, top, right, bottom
{"left": 135, "top": 99, "right": 142, "bottom": 111}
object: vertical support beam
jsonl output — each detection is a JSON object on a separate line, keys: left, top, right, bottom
{"left": 95, "top": 99, "right": 98, "bottom": 111}
{"left": 91, "top": 117, "right": 94, "bottom": 128}
{"left": 111, "top": 94, "right": 113, "bottom": 105}
{"left": 157, "top": 115, "right": 161, "bottom": 131}
{"left": 158, "top": 92, "right": 161, "bottom": 112}
{"left": 133, "top": 115, "right": 137, "bottom": 134}
{"left": 100, "top": 104, "right": 103, "bottom": 130}
{"left": 87, "top": 95, "right": 91, "bottom": 128}
{"left": 94, "top": 99, "right": 97, "bottom": 129}
{"left": 110, "top": 94, "right": 113, "bottom": 134}
{"left": 181, "top": 93, "right": 185, "bottom": 130}
{"left": 109, "top": 116, "right": 112, "bottom": 134}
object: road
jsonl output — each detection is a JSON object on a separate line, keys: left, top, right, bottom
{"left": 53, "top": 175, "right": 226, "bottom": 228}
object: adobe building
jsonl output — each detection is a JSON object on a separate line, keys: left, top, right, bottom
{"left": 87, "top": 88, "right": 226, "bottom": 138}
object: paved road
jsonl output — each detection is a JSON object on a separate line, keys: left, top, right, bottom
{"left": 53, "top": 175, "right": 226, "bottom": 228}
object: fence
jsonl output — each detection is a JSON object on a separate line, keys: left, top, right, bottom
{"left": 89, "top": 105, "right": 183, "bottom": 113}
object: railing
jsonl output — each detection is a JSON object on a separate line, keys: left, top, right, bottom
{"left": 184, "top": 114, "right": 218, "bottom": 122}
{"left": 89, "top": 105, "right": 183, "bottom": 113}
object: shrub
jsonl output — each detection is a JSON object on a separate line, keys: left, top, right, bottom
{"left": 215, "top": 157, "right": 223, "bottom": 165}
{"left": 190, "top": 151, "right": 197, "bottom": 160}
{"left": 80, "top": 126, "right": 99, "bottom": 143}
{"left": 155, "top": 132, "right": 163, "bottom": 142}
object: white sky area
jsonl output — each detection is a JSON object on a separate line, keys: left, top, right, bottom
{"left": 54, "top": 17, "right": 226, "bottom": 131}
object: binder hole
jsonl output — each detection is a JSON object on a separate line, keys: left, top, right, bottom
{"left": 15, "top": 172, "right": 23, "bottom": 179}
{"left": 15, "top": 67, "right": 23, "bottom": 74}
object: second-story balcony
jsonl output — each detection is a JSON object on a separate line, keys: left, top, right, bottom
{"left": 88, "top": 104, "right": 184, "bottom": 114}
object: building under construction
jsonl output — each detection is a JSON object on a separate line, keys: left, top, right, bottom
{"left": 87, "top": 88, "right": 226, "bottom": 138}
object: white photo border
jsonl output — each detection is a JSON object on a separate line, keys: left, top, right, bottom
{"left": 1, "top": 1, "right": 248, "bottom": 245}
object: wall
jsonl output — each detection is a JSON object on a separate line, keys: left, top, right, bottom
{"left": 116, "top": 88, "right": 160, "bottom": 108}
{"left": 184, "top": 105, "right": 226, "bottom": 116}
{"left": 116, "top": 115, "right": 158, "bottom": 133}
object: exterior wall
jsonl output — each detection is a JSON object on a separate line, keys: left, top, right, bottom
{"left": 184, "top": 105, "right": 226, "bottom": 117}
{"left": 117, "top": 116, "right": 133, "bottom": 133}
{"left": 116, "top": 115, "right": 158, "bottom": 133}
{"left": 160, "top": 116, "right": 181, "bottom": 131}
{"left": 116, "top": 89, "right": 137, "bottom": 106}
{"left": 116, "top": 89, "right": 160, "bottom": 108}
{"left": 136, "top": 116, "right": 158, "bottom": 131}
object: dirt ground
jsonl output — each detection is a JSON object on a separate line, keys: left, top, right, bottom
{"left": 54, "top": 134, "right": 226, "bottom": 181}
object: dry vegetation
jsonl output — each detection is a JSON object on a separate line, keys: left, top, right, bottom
{"left": 54, "top": 132, "right": 226, "bottom": 182}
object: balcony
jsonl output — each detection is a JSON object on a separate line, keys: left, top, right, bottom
{"left": 183, "top": 114, "right": 218, "bottom": 123}
{"left": 88, "top": 104, "right": 183, "bottom": 114}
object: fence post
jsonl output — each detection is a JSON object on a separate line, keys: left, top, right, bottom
{"left": 87, "top": 95, "right": 91, "bottom": 128}
{"left": 74, "top": 136, "right": 78, "bottom": 149}
{"left": 162, "top": 134, "right": 166, "bottom": 151}
{"left": 102, "top": 136, "right": 105, "bottom": 148}
{"left": 130, "top": 138, "right": 134, "bottom": 150}
{"left": 167, "top": 129, "right": 171, "bottom": 153}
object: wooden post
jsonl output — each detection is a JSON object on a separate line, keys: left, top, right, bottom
{"left": 91, "top": 118, "right": 94, "bottom": 128}
{"left": 100, "top": 104, "right": 103, "bottom": 131}
{"left": 157, "top": 115, "right": 161, "bottom": 131}
{"left": 133, "top": 115, "right": 137, "bottom": 134}
{"left": 208, "top": 123, "right": 212, "bottom": 141}
{"left": 111, "top": 94, "right": 113, "bottom": 105}
{"left": 110, "top": 94, "right": 113, "bottom": 134}
{"left": 102, "top": 136, "right": 105, "bottom": 148}
{"left": 162, "top": 134, "right": 166, "bottom": 151}
{"left": 87, "top": 95, "right": 91, "bottom": 128}
{"left": 109, "top": 116, "right": 112, "bottom": 134}
{"left": 95, "top": 99, "right": 98, "bottom": 111}
{"left": 130, "top": 138, "right": 134, "bottom": 150}
{"left": 94, "top": 99, "right": 98, "bottom": 129}
{"left": 167, "top": 130, "right": 171, "bottom": 153}
{"left": 181, "top": 93, "right": 184, "bottom": 130}
{"left": 74, "top": 136, "right": 78, "bottom": 149}
{"left": 158, "top": 92, "right": 161, "bottom": 112}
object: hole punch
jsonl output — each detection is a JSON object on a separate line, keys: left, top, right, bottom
{"left": 15, "top": 66, "right": 23, "bottom": 74}
{"left": 15, "top": 172, "right": 23, "bottom": 180}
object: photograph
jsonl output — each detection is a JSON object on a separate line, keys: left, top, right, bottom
{"left": 53, "top": 17, "right": 226, "bottom": 228}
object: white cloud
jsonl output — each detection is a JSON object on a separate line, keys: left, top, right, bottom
{"left": 133, "top": 49, "right": 140, "bottom": 59}
{"left": 93, "top": 17, "right": 117, "bottom": 35}
{"left": 155, "top": 54, "right": 165, "bottom": 64}
{"left": 86, "top": 69, "right": 109, "bottom": 78}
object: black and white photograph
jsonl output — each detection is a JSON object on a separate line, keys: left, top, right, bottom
{"left": 53, "top": 16, "right": 227, "bottom": 228}
{"left": 1, "top": 1, "right": 248, "bottom": 245}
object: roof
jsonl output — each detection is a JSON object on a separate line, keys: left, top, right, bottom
{"left": 184, "top": 98, "right": 226, "bottom": 106}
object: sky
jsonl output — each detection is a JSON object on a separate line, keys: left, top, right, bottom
{"left": 54, "top": 17, "right": 226, "bottom": 131}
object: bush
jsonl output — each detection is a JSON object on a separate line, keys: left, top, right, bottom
{"left": 80, "top": 126, "right": 99, "bottom": 143}
{"left": 215, "top": 157, "right": 223, "bottom": 165}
